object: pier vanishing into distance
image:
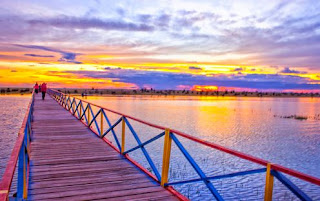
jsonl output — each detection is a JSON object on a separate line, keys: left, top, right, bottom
{"left": 0, "top": 89, "right": 319, "bottom": 201}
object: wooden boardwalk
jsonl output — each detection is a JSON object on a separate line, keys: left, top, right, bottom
{"left": 28, "top": 94, "right": 178, "bottom": 200}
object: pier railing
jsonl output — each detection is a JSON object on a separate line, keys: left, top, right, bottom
{"left": 0, "top": 91, "right": 34, "bottom": 201}
{"left": 48, "top": 89, "right": 319, "bottom": 200}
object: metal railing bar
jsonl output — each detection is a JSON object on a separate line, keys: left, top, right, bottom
{"left": 69, "top": 97, "right": 74, "bottom": 112}
{"left": 170, "top": 133, "right": 224, "bottom": 201}
{"left": 73, "top": 100, "right": 81, "bottom": 117}
{"left": 66, "top": 96, "right": 71, "bottom": 110}
{"left": 87, "top": 104, "right": 101, "bottom": 134}
{"left": 88, "top": 109, "right": 101, "bottom": 127}
{"left": 80, "top": 103, "right": 89, "bottom": 124}
{"left": 100, "top": 110, "right": 122, "bottom": 150}
{"left": 271, "top": 171, "right": 312, "bottom": 201}
{"left": 165, "top": 168, "right": 267, "bottom": 186}
{"left": 124, "top": 117, "right": 162, "bottom": 182}
{"left": 101, "top": 117, "right": 122, "bottom": 138}
{"left": 70, "top": 98, "right": 75, "bottom": 114}
{"left": 123, "top": 131, "right": 165, "bottom": 155}
{"left": 270, "top": 164, "right": 320, "bottom": 186}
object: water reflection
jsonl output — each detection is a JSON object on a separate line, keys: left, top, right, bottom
{"left": 0, "top": 95, "right": 30, "bottom": 193}
{"left": 81, "top": 95, "right": 320, "bottom": 200}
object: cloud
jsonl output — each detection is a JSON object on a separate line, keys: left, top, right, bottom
{"left": 156, "top": 14, "right": 171, "bottom": 28}
{"left": 280, "top": 67, "right": 307, "bottom": 74}
{"left": 24, "top": 54, "right": 55, "bottom": 58}
{"left": 62, "top": 69, "right": 320, "bottom": 90}
{"left": 15, "top": 44, "right": 82, "bottom": 64}
{"left": 28, "top": 16, "right": 154, "bottom": 32}
{"left": 104, "top": 67, "right": 121, "bottom": 70}
{"left": 231, "top": 67, "right": 243, "bottom": 72}
{"left": 0, "top": 1, "right": 320, "bottom": 75}
{"left": 189, "top": 66, "right": 202, "bottom": 70}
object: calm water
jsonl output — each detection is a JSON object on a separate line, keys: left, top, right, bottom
{"left": 0, "top": 95, "right": 30, "bottom": 190}
{"left": 83, "top": 95, "right": 320, "bottom": 200}
{"left": 0, "top": 95, "right": 319, "bottom": 200}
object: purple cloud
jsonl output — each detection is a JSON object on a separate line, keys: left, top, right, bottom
{"left": 61, "top": 69, "right": 320, "bottom": 90}
{"left": 24, "top": 54, "right": 55, "bottom": 58}
{"left": 231, "top": 67, "right": 243, "bottom": 72}
{"left": 189, "top": 66, "right": 202, "bottom": 70}
{"left": 28, "top": 16, "right": 154, "bottom": 32}
{"left": 15, "top": 44, "right": 82, "bottom": 64}
{"left": 280, "top": 67, "right": 307, "bottom": 74}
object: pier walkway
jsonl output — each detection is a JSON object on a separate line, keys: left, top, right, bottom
{"left": 28, "top": 94, "right": 178, "bottom": 200}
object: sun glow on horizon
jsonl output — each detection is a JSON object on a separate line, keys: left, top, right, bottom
{"left": 192, "top": 85, "right": 219, "bottom": 91}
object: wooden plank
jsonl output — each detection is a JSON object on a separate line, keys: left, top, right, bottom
{"left": 29, "top": 173, "right": 152, "bottom": 189}
{"left": 31, "top": 166, "right": 137, "bottom": 179}
{"left": 30, "top": 186, "right": 172, "bottom": 200}
{"left": 30, "top": 160, "right": 132, "bottom": 172}
{"left": 29, "top": 180, "right": 154, "bottom": 195}
{"left": 104, "top": 193, "right": 176, "bottom": 201}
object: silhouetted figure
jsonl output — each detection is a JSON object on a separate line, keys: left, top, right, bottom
{"left": 34, "top": 83, "right": 39, "bottom": 94}
{"left": 41, "top": 83, "right": 47, "bottom": 100}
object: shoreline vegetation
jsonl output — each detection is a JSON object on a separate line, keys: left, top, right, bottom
{"left": 274, "top": 114, "right": 320, "bottom": 121}
{"left": 1, "top": 87, "right": 320, "bottom": 97}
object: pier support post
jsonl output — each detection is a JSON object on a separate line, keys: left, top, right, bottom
{"left": 264, "top": 163, "right": 274, "bottom": 201}
{"left": 161, "top": 128, "right": 172, "bottom": 186}
{"left": 121, "top": 116, "right": 125, "bottom": 153}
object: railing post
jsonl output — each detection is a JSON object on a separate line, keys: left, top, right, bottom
{"left": 100, "top": 109, "right": 103, "bottom": 137}
{"left": 87, "top": 104, "right": 90, "bottom": 126}
{"left": 121, "top": 116, "right": 125, "bottom": 153}
{"left": 79, "top": 102, "right": 82, "bottom": 120}
{"left": 17, "top": 143, "right": 24, "bottom": 199}
{"left": 161, "top": 128, "right": 172, "bottom": 186}
{"left": 264, "top": 163, "right": 274, "bottom": 201}
{"left": 23, "top": 147, "right": 27, "bottom": 199}
{"left": 72, "top": 99, "right": 75, "bottom": 114}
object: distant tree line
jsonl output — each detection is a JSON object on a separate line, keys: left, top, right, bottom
{"left": 0, "top": 88, "right": 31, "bottom": 94}
{"left": 53, "top": 87, "right": 320, "bottom": 97}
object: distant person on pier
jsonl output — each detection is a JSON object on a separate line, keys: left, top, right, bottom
{"left": 41, "top": 83, "right": 47, "bottom": 100}
{"left": 34, "top": 83, "right": 39, "bottom": 94}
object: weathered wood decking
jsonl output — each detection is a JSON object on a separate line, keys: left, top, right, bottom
{"left": 28, "top": 94, "right": 178, "bottom": 200}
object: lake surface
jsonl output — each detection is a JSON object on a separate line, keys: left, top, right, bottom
{"left": 0, "top": 95, "right": 30, "bottom": 194}
{"left": 0, "top": 95, "right": 319, "bottom": 200}
{"left": 82, "top": 95, "right": 320, "bottom": 200}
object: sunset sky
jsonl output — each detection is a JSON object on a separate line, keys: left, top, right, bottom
{"left": 0, "top": 0, "right": 320, "bottom": 91}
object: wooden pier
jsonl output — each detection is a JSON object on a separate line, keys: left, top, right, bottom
{"left": 1, "top": 89, "right": 319, "bottom": 201}
{"left": 28, "top": 94, "right": 178, "bottom": 200}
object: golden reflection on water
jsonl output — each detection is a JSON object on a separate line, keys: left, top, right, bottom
{"left": 78, "top": 95, "right": 320, "bottom": 170}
